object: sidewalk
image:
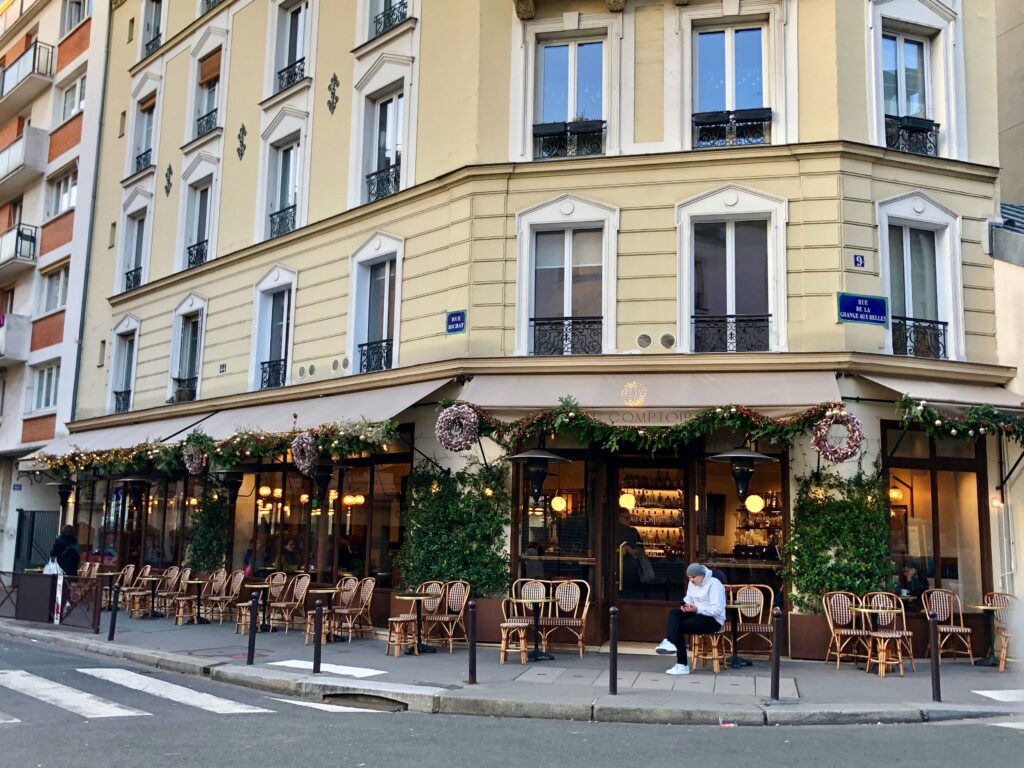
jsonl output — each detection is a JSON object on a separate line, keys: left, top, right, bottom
{"left": 2, "top": 612, "right": 1021, "bottom": 727}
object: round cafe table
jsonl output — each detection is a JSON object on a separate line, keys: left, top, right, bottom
{"left": 182, "top": 579, "right": 211, "bottom": 625}
{"left": 509, "top": 597, "right": 557, "bottom": 662}
{"left": 136, "top": 575, "right": 165, "bottom": 619}
{"left": 724, "top": 603, "right": 753, "bottom": 669}
{"left": 308, "top": 588, "right": 337, "bottom": 641}
{"left": 852, "top": 606, "right": 903, "bottom": 676}
{"left": 243, "top": 582, "right": 273, "bottom": 632}
{"left": 966, "top": 604, "right": 1002, "bottom": 667}
{"left": 394, "top": 593, "right": 437, "bottom": 655}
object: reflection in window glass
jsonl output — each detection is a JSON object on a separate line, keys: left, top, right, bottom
{"left": 733, "top": 220, "right": 768, "bottom": 315}
{"left": 520, "top": 460, "right": 590, "bottom": 581}
{"left": 882, "top": 35, "right": 899, "bottom": 114}
{"left": 733, "top": 29, "right": 763, "bottom": 109}
{"left": 888, "top": 225, "right": 906, "bottom": 317}
{"left": 885, "top": 428, "right": 929, "bottom": 459}
{"left": 888, "top": 468, "right": 935, "bottom": 596}
{"left": 369, "top": 463, "right": 409, "bottom": 589}
{"left": 903, "top": 39, "right": 926, "bottom": 118}
{"left": 693, "top": 222, "right": 727, "bottom": 316}
{"left": 697, "top": 31, "right": 726, "bottom": 112}
{"left": 570, "top": 229, "right": 602, "bottom": 316}
{"left": 534, "top": 231, "right": 565, "bottom": 318}
{"left": 908, "top": 228, "right": 937, "bottom": 320}
{"left": 936, "top": 470, "right": 981, "bottom": 605}
{"left": 340, "top": 467, "right": 371, "bottom": 578}
{"left": 575, "top": 42, "right": 603, "bottom": 120}
{"left": 541, "top": 44, "right": 569, "bottom": 123}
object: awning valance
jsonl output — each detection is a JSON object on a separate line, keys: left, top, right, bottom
{"left": 27, "top": 413, "right": 214, "bottom": 463}
{"left": 459, "top": 372, "right": 842, "bottom": 426}
{"left": 861, "top": 375, "right": 1024, "bottom": 411}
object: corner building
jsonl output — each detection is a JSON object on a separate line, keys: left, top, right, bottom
{"left": 54, "top": 1, "right": 1020, "bottom": 648}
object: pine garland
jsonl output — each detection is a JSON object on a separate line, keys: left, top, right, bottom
{"left": 897, "top": 395, "right": 1023, "bottom": 444}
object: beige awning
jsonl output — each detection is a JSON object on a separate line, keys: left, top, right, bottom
{"left": 189, "top": 378, "right": 451, "bottom": 441}
{"left": 28, "top": 413, "right": 214, "bottom": 460}
{"left": 459, "top": 372, "right": 842, "bottom": 426}
{"left": 860, "top": 375, "right": 1024, "bottom": 410}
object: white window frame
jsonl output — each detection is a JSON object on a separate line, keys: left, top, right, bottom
{"left": 691, "top": 23, "right": 768, "bottom": 114}
{"left": 39, "top": 264, "right": 70, "bottom": 316}
{"left": 249, "top": 265, "right": 298, "bottom": 391}
{"left": 126, "top": 73, "right": 162, "bottom": 178}
{"left": 168, "top": 293, "right": 208, "bottom": 401}
{"left": 349, "top": 64, "right": 414, "bottom": 206}
{"left": 676, "top": 184, "right": 788, "bottom": 353}
{"left": 184, "top": 26, "right": 227, "bottom": 144}
{"left": 880, "top": 30, "right": 932, "bottom": 119}
{"left": 877, "top": 191, "right": 964, "bottom": 360}
{"left": 514, "top": 194, "right": 619, "bottom": 356}
{"left": 140, "top": 0, "right": 164, "bottom": 56}
{"left": 346, "top": 232, "right": 404, "bottom": 374}
{"left": 118, "top": 188, "right": 153, "bottom": 293}
{"left": 59, "top": 73, "right": 87, "bottom": 123}
{"left": 60, "top": 0, "right": 92, "bottom": 37}
{"left": 267, "top": 0, "right": 315, "bottom": 96}
{"left": 176, "top": 151, "right": 221, "bottom": 270}
{"left": 30, "top": 363, "right": 61, "bottom": 414}
{"left": 256, "top": 107, "right": 308, "bottom": 242}
{"left": 534, "top": 35, "right": 608, "bottom": 124}
{"left": 48, "top": 167, "right": 78, "bottom": 218}
{"left": 107, "top": 315, "right": 140, "bottom": 413}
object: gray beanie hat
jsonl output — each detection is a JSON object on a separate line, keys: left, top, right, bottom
{"left": 686, "top": 563, "right": 705, "bottom": 578}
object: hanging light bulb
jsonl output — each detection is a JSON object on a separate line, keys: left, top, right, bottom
{"left": 258, "top": 485, "right": 272, "bottom": 498}
{"left": 550, "top": 495, "right": 567, "bottom": 513}
{"left": 618, "top": 493, "right": 636, "bottom": 510}
{"left": 888, "top": 486, "right": 905, "bottom": 503}
{"left": 744, "top": 494, "right": 766, "bottom": 513}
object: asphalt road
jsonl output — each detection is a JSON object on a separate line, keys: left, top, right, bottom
{"left": 1, "top": 636, "right": 1021, "bottom": 768}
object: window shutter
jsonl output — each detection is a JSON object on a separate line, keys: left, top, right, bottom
{"left": 198, "top": 49, "right": 221, "bottom": 86}
{"left": 139, "top": 93, "right": 157, "bottom": 112}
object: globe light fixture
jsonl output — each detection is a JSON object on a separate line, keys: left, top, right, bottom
{"left": 888, "top": 486, "right": 905, "bottom": 503}
{"left": 258, "top": 485, "right": 272, "bottom": 498}
{"left": 550, "top": 495, "right": 567, "bottom": 513}
{"left": 618, "top": 493, "right": 636, "bottom": 510}
{"left": 744, "top": 494, "right": 766, "bottom": 514}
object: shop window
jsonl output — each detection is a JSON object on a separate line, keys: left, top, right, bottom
{"left": 692, "top": 26, "right": 771, "bottom": 148}
{"left": 530, "top": 228, "right": 603, "bottom": 356}
{"left": 615, "top": 467, "right": 686, "bottom": 601}
{"left": 368, "top": 463, "right": 410, "bottom": 588}
{"left": 519, "top": 459, "right": 592, "bottom": 582}
{"left": 533, "top": 38, "right": 605, "bottom": 159}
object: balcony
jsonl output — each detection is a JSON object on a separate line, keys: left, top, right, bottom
{"left": 0, "top": 127, "right": 47, "bottom": 200}
{"left": 885, "top": 115, "right": 939, "bottom": 157}
{"left": 134, "top": 147, "right": 153, "bottom": 174}
{"left": 123, "top": 266, "right": 142, "bottom": 293}
{"left": 0, "top": 223, "right": 37, "bottom": 279}
{"left": 143, "top": 34, "right": 162, "bottom": 58}
{"left": 276, "top": 58, "right": 306, "bottom": 94}
{"left": 0, "top": 313, "right": 30, "bottom": 367}
{"left": 532, "top": 120, "right": 605, "bottom": 160}
{"left": 892, "top": 315, "right": 947, "bottom": 360}
{"left": 373, "top": 0, "right": 408, "bottom": 38}
{"left": 366, "top": 163, "right": 400, "bottom": 203}
{"left": 693, "top": 108, "right": 772, "bottom": 149}
{"left": 186, "top": 240, "right": 208, "bottom": 269}
{"left": 0, "top": 41, "right": 52, "bottom": 125}
{"left": 201, "top": 0, "right": 225, "bottom": 13}
{"left": 113, "top": 390, "right": 132, "bottom": 414}
{"left": 530, "top": 316, "right": 603, "bottom": 356}
{"left": 171, "top": 376, "right": 198, "bottom": 403}
{"left": 692, "top": 314, "right": 771, "bottom": 353}
{"left": 359, "top": 338, "right": 393, "bottom": 373}
{"left": 269, "top": 205, "right": 296, "bottom": 238}
{"left": 195, "top": 108, "right": 218, "bottom": 139}
{"left": 260, "top": 358, "right": 287, "bottom": 390}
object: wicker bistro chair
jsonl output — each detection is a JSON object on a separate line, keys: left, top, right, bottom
{"left": 985, "top": 592, "right": 1018, "bottom": 672}
{"left": 862, "top": 591, "right": 915, "bottom": 678}
{"left": 538, "top": 580, "right": 590, "bottom": 657}
{"left": 174, "top": 568, "right": 223, "bottom": 626}
{"left": 334, "top": 577, "right": 376, "bottom": 642}
{"left": 733, "top": 584, "right": 775, "bottom": 656}
{"left": 234, "top": 571, "right": 287, "bottom": 635}
{"left": 305, "top": 576, "right": 358, "bottom": 645}
{"left": 423, "top": 580, "right": 472, "bottom": 653}
{"left": 205, "top": 569, "right": 245, "bottom": 625}
{"left": 823, "top": 591, "right": 870, "bottom": 668}
{"left": 270, "top": 573, "right": 312, "bottom": 633}
{"left": 164, "top": 568, "right": 192, "bottom": 620}
{"left": 124, "top": 564, "right": 153, "bottom": 617}
{"left": 103, "top": 564, "right": 135, "bottom": 608}
{"left": 499, "top": 579, "right": 546, "bottom": 664}
{"left": 386, "top": 581, "right": 445, "bottom": 657}
{"left": 690, "top": 623, "right": 730, "bottom": 674}
{"left": 923, "top": 588, "right": 974, "bottom": 663}
{"left": 153, "top": 566, "right": 182, "bottom": 614}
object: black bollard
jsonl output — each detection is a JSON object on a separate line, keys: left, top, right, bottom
{"left": 467, "top": 600, "right": 477, "bottom": 685}
{"left": 107, "top": 585, "right": 121, "bottom": 642}
{"left": 770, "top": 606, "right": 782, "bottom": 701}
{"left": 609, "top": 606, "right": 619, "bottom": 695}
{"left": 929, "top": 611, "right": 942, "bottom": 702}
{"left": 246, "top": 591, "right": 259, "bottom": 666}
{"left": 313, "top": 600, "right": 323, "bottom": 674}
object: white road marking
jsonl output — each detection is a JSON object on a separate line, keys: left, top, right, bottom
{"left": 973, "top": 690, "right": 1024, "bottom": 703}
{"left": 268, "top": 659, "right": 387, "bottom": 678}
{"left": 268, "top": 697, "right": 380, "bottom": 713}
{"left": 77, "top": 669, "right": 272, "bottom": 715}
{"left": 0, "top": 711, "right": 21, "bottom": 724}
{"left": 992, "top": 722, "right": 1024, "bottom": 731}
{"left": 0, "top": 670, "right": 148, "bottom": 719}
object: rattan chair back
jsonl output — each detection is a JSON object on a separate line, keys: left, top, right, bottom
{"left": 923, "top": 588, "right": 962, "bottom": 626}
{"left": 336, "top": 576, "right": 359, "bottom": 608}
{"left": 267, "top": 571, "right": 288, "bottom": 600}
{"left": 735, "top": 585, "right": 767, "bottom": 623}
{"left": 823, "top": 591, "right": 860, "bottom": 631}
{"left": 986, "top": 592, "right": 1017, "bottom": 629}
{"left": 445, "top": 580, "right": 470, "bottom": 615}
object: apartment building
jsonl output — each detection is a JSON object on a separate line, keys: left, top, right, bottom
{"left": 42, "top": 0, "right": 1020, "bottom": 638}
{"left": 0, "top": 0, "right": 107, "bottom": 571}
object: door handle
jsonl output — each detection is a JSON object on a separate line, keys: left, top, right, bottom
{"left": 618, "top": 541, "right": 627, "bottom": 591}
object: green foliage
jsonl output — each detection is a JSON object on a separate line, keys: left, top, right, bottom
{"left": 899, "top": 395, "right": 1022, "bottom": 444}
{"left": 397, "top": 462, "right": 511, "bottom": 597}
{"left": 184, "top": 479, "right": 230, "bottom": 573}
{"left": 783, "top": 470, "right": 894, "bottom": 613}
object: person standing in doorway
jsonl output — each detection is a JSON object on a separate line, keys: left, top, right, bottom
{"left": 50, "top": 525, "right": 81, "bottom": 576}
{"left": 616, "top": 511, "right": 643, "bottom": 599}
{"left": 654, "top": 563, "right": 725, "bottom": 675}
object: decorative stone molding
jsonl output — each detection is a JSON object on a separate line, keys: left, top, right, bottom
{"left": 606, "top": 0, "right": 625, "bottom": 10}
{"left": 513, "top": 0, "right": 535, "bottom": 20}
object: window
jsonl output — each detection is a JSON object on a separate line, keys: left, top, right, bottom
{"left": 124, "top": 212, "right": 146, "bottom": 291}
{"left": 112, "top": 333, "right": 135, "bottom": 413}
{"left": 888, "top": 224, "right": 943, "bottom": 358}
{"left": 692, "top": 221, "right": 769, "bottom": 352}
{"left": 186, "top": 182, "right": 211, "bottom": 267}
{"left": 195, "top": 49, "right": 220, "bottom": 138}
{"left": 533, "top": 38, "right": 605, "bottom": 159}
{"left": 269, "top": 139, "right": 298, "bottom": 237}
{"left": 258, "top": 288, "right": 291, "bottom": 389}
{"left": 881, "top": 32, "right": 937, "bottom": 156}
{"left": 369, "top": 0, "right": 408, "bottom": 39}
{"left": 359, "top": 258, "right": 396, "bottom": 373}
{"left": 172, "top": 311, "right": 202, "bottom": 402}
{"left": 61, "top": 0, "right": 91, "bottom": 36}
{"left": 530, "top": 228, "right": 602, "bottom": 356}
{"left": 276, "top": 2, "right": 308, "bottom": 92}
{"left": 32, "top": 364, "right": 60, "bottom": 411}
{"left": 41, "top": 265, "right": 69, "bottom": 314}
{"left": 134, "top": 94, "right": 156, "bottom": 172}
{"left": 366, "top": 92, "right": 402, "bottom": 202}
{"left": 143, "top": 0, "right": 163, "bottom": 54}
{"left": 692, "top": 26, "right": 770, "bottom": 148}
{"left": 50, "top": 169, "right": 77, "bottom": 217}
{"left": 60, "top": 75, "right": 86, "bottom": 122}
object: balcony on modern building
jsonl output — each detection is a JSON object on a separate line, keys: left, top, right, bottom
{"left": 692, "top": 108, "right": 772, "bottom": 149}
{"left": 0, "top": 41, "right": 52, "bottom": 125}
{"left": 0, "top": 222, "right": 36, "bottom": 280}
{"left": 884, "top": 115, "right": 939, "bottom": 157}
{"left": 359, "top": 338, "right": 393, "bottom": 373}
{"left": 260, "top": 358, "right": 287, "bottom": 390}
{"left": 692, "top": 314, "right": 771, "bottom": 353}
{"left": 113, "top": 389, "right": 132, "bottom": 414}
{"left": 530, "top": 316, "right": 603, "bottom": 356}
{"left": 0, "top": 128, "right": 47, "bottom": 199}
{"left": 532, "top": 120, "right": 606, "bottom": 160}
{"left": 892, "top": 315, "right": 947, "bottom": 360}
{"left": 366, "top": 163, "right": 400, "bottom": 203}
{"left": 0, "top": 313, "right": 30, "bottom": 367}
{"left": 372, "top": 0, "right": 408, "bottom": 38}
{"left": 0, "top": 1, "right": 43, "bottom": 40}
{"left": 171, "top": 376, "right": 198, "bottom": 403}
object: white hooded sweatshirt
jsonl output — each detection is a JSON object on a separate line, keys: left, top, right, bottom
{"left": 682, "top": 566, "right": 726, "bottom": 625}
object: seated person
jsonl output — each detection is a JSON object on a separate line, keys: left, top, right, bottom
{"left": 654, "top": 563, "right": 725, "bottom": 675}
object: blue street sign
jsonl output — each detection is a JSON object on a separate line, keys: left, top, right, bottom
{"left": 446, "top": 310, "right": 467, "bottom": 335}
{"left": 837, "top": 293, "right": 888, "bottom": 326}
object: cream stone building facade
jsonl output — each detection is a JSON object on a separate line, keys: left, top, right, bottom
{"left": 44, "top": 0, "right": 1020, "bottom": 643}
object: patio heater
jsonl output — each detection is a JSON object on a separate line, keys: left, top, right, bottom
{"left": 508, "top": 448, "right": 570, "bottom": 502}
{"left": 708, "top": 447, "right": 777, "bottom": 503}
{"left": 46, "top": 481, "right": 76, "bottom": 523}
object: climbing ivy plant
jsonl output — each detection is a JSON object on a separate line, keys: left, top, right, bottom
{"left": 184, "top": 479, "right": 231, "bottom": 574}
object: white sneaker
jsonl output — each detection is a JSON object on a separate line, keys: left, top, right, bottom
{"left": 654, "top": 639, "right": 677, "bottom": 655}
{"left": 666, "top": 663, "right": 690, "bottom": 675}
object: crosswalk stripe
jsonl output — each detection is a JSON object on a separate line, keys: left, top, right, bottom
{"left": 973, "top": 690, "right": 1024, "bottom": 703}
{"left": 268, "top": 659, "right": 387, "bottom": 678}
{"left": 269, "top": 697, "right": 380, "bottom": 713}
{"left": 0, "top": 671, "right": 148, "bottom": 719}
{"left": 0, "top": 711, "right": 21, "bottom": 724}
{"left": 993, "top": 723, "right": 1024, "bottom": 730}
{"left": 77, "top": 669, "right": 272, "bottom": 715}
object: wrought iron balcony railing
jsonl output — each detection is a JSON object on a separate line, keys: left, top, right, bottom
{"left": 134, "top": 148, "right": 153, "bottom": 174}
{"left": 884, "top": 115, "right": 939, "bottom": 157}
{"left": 532, "top": 120, "right": 606, "bottom": 160}
{"left": 113, "top": 390, "right": 131, "bottom": 414}
{"left": 366, "top": 162, "right": 400, "bottom": 203}
{"left": 373, "top": 0, "right": 408, "bottom": 37}
{"left": 692, "top": 314, "right": 771, "bottom": 353}
{"left": 172, "top": 376, "right": 198, "bottom": 403}
{"left": 269, "top": 205, "right": 296, "bottom": 238}
{"left": 891, "top": 315, "right": 947, "bottom": 359}
{"left": 186, "top": 240, "right": 208, "bottom": 269}
{"left": 693, "top": 108, "right": 772, "bottom": 149}
{"left": 276, "top": 58, "right": 306, "bottom": 93}
{"left": 201, "top": 0, "right": 225, "bottom": 13}
{"left": 260, "top": 358, "right": 287, "bottom": 390}
{"left": 358, "top": 338, "right": 393, "bottom": 373}
{"left": 144, "top": 34, "right": 162, "bottom": 58}
{"left": 530, "top": 316, "right": 603, "bottom": 356}
{"left": 196, "top": 108, "right": 218, "bottom": 138}
{"left": 123, "top": 266, "right": 142, "bottom": 292}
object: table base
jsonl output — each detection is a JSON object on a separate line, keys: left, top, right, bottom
{"left": 728, "top": 655, "right": 753, "bottom": 669}
{"left": 407, "top": 643, "right": 437, "bottom": 655}
{"left": 528, "top": 650, "right": 555, "bottom": 662}
{"left": 186, "top": 618, "right": 210, "bottom": 626}
{"left": 974, "top": 656, "right": 1000, "bottom": 667}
